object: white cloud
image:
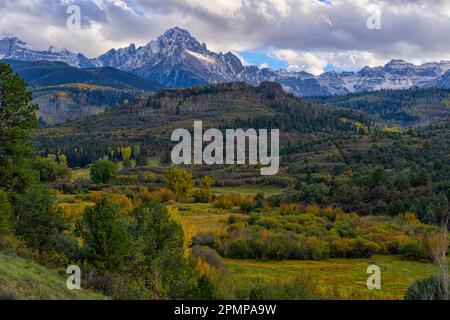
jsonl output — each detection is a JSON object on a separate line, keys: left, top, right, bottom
{"left": 270, "top": 49, "right": 328, "bottom": 75}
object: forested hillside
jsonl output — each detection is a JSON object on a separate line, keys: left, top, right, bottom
{"left": 3, "top": 60, "right": 163, "bottom": 124}
{"left": 35, "top": 82, "right": 450, "bottom": 226}
{"left": 4, "top": 60, "right": 163, "bottom": 91}
{"left": 311, "top": 88, "right": 450, "bottom": 127}
{"left": 36, "top": 81, "right": 367, "bottom": 167}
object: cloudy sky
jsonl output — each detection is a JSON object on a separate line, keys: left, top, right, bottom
{"left": 1, "top": 0, "right": 450, "bottom": 74}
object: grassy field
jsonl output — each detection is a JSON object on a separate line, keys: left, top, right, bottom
{"left": 171, "top": 202, "right": 439, "bottom": 300}
{"left": 49, "top": 183, "right": 444, "bottom": 301}
{"left": 171, "top": 203, "right": 239, "bottom": 237}
{"left": 0, "top": 253, "right": 107, "bottom": 300}
{"left": 222, "top": 255, "right": 438, "bottom": 300}
{"left": 212, "top": 185, "right": 285, "bottom": 197}
{"left": 71, "top": 167, "right": 90, "bottom": 180}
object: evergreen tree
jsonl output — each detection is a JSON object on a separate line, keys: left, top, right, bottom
{"left": 83, "top": 196, "right": 130, "bottom": 272}
{"left": 14, "top": 185, "right": 63, "bottom": 249}
{"left": 130, "top": 199, "right": 188, "bottom": 298}
{"left": 0, "top": 62, "right": 38, "bottom": 194}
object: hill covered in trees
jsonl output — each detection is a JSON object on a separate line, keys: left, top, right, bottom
{"left": 4, "top": 59, "right": 163, "bottom": 91}
{"left": 3, "top": 60, "right": 164, "bottom": 125}
{"left": 35, "top": 82, "right": 450, "bottom": 226}
{"left": 310, "top": 88, "right": 450, "bottom": 127}
{"left": 36, "top": 81, "right": 368, "bottom": 167}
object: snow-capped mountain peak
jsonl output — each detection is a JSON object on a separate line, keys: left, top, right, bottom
{"left": 0, "top": 36, "right": 94, "bottom": 68}
{"left": 2, "top": 28, "right": 450, "bottom": 95}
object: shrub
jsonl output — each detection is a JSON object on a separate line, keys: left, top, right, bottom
{"left": 265, "top": 233, "right": 295, "bottom": 260}
{"left": 405, "top": 276, "right": 450, "bottom": 300}
{"left": 191, "top": 245, "right": 224, "bottom": 270}
{"left": 116, "top": 174, "right": 139, "bottom": 185}
{"left": 399, "top": 239, "right": 424, "bottom": 260}
{"left": 214, "top": 196, "right": 234, "bottom": 209}
{"left": 240, "top": 200, "right": 253, "bottom": 213}
{"left": 109, "top": 193, "right": 133, "bottom": 214}
{"left": 214, "top": 193, "right": 248, "bottom": 209}
{"left": 0, "top": 189, "right": 13, "bottom": 234}
{"left": 279, "top": 203, "right": 300, "bottom": 215}
{"left": 303, "top": 237, "right": 330, "bottom": 260}
{"left": 267, "top": 194, "right": 285, "bottom": 207}
{"left": 32, "top": 155, "right": 71, "bottom": 183}
{"left": 186, "top": 275, "right": 218, "bottom": 300}
{"left": 90, "top": 159, "right": 118, "bottom": 184}
{"left": 164, "top": 167, "right": 194, "bottom": 202}
{"left": 193, "top": 189, "right": 212, "bottom": 203}
{"left": 227, "top": 240, "right": 251, "bottom": 259}
{"left": 330, "top": 237, "right": 377, "bottom": 258}
{"left": 32, "top": 156, "right": 58, "bottom": 182}
{"left": 193, "top": 176, "right": 214, "bottom": 203}
{"left": 50, "top": 231, "right": 81, "bottom": 261}
{"left": 140, "top": 187, "right": 177, "bottom": 203}
{"left": 0, "top": 234, "right": 23, "bottom": 255}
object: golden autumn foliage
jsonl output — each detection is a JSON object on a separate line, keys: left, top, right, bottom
{"left": 167, "top": 206, "right": 196, "bottom": 258}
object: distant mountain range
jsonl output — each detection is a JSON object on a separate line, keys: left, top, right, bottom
{"left": 2, "top": 27, "right": 450, "bottom": 96}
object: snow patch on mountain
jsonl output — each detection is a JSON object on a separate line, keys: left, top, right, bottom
{"left": 2, "top": 28, "right": 450, "bottom": 96}
{"left": 185, "top": 49, "right": 216, "bottom": 64}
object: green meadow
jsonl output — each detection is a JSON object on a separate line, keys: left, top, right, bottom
{"left": 222, "top": 256, "right": 439, "bottom": 300}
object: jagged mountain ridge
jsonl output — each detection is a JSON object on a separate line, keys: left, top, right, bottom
{"left": 3, "top": 27, "right": 450, "bottom": 96}
{"left": 0, "top": 37, "right": 95, "bottom": 68}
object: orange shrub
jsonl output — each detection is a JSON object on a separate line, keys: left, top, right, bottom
{"left": 89, "top": 191, "right": 103, "bottom": 203}
{"left": 139, "top": 187, "right": 177, "bottom": 203}
{"left": 214, "top": 193, "right": 250, "bottom": 209}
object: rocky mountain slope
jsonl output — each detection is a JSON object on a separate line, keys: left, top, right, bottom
{"left": 3, "top": 28, "right": 450, "bottom": 96}
{"left": 0, "top": 37, "right": 94, "bottom": 68}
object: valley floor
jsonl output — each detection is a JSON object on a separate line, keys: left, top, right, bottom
{"left": 222, "top": 255, "right": 438, "bottom": 300}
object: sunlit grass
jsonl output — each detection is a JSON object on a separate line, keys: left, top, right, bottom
{"left": 0, "top": 253, "right": 107, "bottom": 300}
{"left": 223, "top": 255, "right": 439, "bottom": 300}
{"left": 212, "top": 185, "right": 285, "bottom": 197}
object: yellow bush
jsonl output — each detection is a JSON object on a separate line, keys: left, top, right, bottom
{"left": 279, "top": 203, "right": 300, "bottom": 215}
{"left": 59, "top": 203, "right": 85, "bottom": 226}
{"left": 214, "top": 193, "right": 251, "bottom": 209}
{"left": 305, "top": 204, "right": 320, "bottom": 215}
{"left": 109, "top": 193, "right": 133, "bottom": 214}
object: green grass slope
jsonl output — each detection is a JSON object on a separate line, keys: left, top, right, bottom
{"left": 0, "top": 253, "right": 106, "bottom": 300}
